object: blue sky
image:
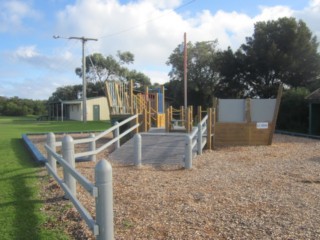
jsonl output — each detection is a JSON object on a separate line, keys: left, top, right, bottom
{"left": 1, "top": 0, "right": 319, "bottom": 100}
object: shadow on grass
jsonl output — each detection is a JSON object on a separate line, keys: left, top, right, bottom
{"left": 7, "top": 138, "right": 42, "bottom": 240}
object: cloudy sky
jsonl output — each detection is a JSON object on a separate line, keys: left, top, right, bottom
{"left": 1, "top": 0, "right": 320, "bottom": 100}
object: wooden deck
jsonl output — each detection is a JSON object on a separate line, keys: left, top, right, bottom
{"left": 108, "top": 128, "right": 196, "bottom": 166}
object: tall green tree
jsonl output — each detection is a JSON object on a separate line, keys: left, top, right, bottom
{"left": 166, "top": 40, "right": 221, "bottom": 108}
{"left": 239, "top": 17, "right": 320, "bottom": 97}
{"left": 75, "top": 51, "right": 151, "bottom": 89}
{"left": 215, "top": 47, "right": 249, "bottom": 98}
{"left": 48, "top": 82, "right": 105, "bottom": 102}
{"left": 76, "top": 51, "right": 134, "bottom": 82}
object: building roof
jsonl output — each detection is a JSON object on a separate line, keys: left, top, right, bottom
{"left": 306, "top": 88, "right": 320, "bottom": 102}
{"left": 64, "top": 96, "right": 107, "bottom": 104}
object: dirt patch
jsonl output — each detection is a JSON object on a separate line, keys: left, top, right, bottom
{"left": 30, "top": 133, "right": 320, "bottom": 239}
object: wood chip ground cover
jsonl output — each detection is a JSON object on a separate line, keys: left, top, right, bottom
{"left": 30, "top": 134, "right": 320, "bottom": 239}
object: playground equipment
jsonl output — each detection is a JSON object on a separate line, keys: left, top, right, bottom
{"left": 105, "top": 80, "right": 165, "bottom": 128}
{"left": 105, "top": 79, "right": 281, "bottom": 146}
{"left": 214, "top": 85, "right": 283, "bottom": 146}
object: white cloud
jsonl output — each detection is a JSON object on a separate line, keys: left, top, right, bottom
{"left": 309, "top": 0, "right": 320, "bottom": 9}
{"left": 139, "top": 0, "right": 182, "bottom": 9}
{"left": 0, "top": 0, "right": 41, "bottom": 33}
{"left": 142, "top": 69, "right": 170, "bottom": 84}
{"left": 10, "top": 45, "right": 77, "bottom": 72}
{"left": 187, "top": 10, "right": 253, "bottom": 50}
{"left": 55, "top": 0, "right": 256, "bottom": 84}
{"left": 0, "top": 74, "right": 80, "bottom": 100}
{"left": 255, "top": 5, "right": 294, "bottom": 22}
{"left": 14, "top": 45, "right": 39, "bottom": 59}
{"left": 294, "top": 0, "right": 320, "bottom": 41}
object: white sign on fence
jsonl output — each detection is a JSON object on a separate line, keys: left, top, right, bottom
{"left": 256, "top": 122, "right": 269, "bottom": 129}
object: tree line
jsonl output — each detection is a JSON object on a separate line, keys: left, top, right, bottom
{"left": 0, "top": 96, "right": 47, "bottom": 116}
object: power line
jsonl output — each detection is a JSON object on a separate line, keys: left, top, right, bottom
{"left": 99, "top": 0, "right": 196, "bottom": 39}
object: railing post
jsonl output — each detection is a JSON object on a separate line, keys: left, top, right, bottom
{"left": 134, "top": 134, "right": 142, "bottom": 167}
{"left": 184, "top": 135, "right": 192, "bottom": 169}
{"left": 46, "top": 132, "right": 57, "bottom": 174}
{"left": 114, "top": 121, "right": 120, "bottom": 149}
{"left": 95, "top": 159, "right": 114, "bottom": 240}
{"left": 62, "top": 135, "right": 76, "bottom": 198}
{"left": 89, "top": 133, "right": 96, "bottom": 162}
{"left": 197, "top": 122, "right": 202, "bottom": 155}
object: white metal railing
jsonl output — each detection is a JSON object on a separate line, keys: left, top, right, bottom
{"left": 184, "top": 114, "right": 208, "bottom": 169}
{"left": 44, "top": 114, "right": 140, "bottom": 240}
{"left": 54, "top": 114, "right": 139, "bottom": 158}
{"left": 45, "top": 135, "right": 113, "bottom": 240}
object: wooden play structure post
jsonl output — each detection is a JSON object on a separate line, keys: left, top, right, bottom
{"left": 145, "top": 86, "right": 149, "bottom": 100}
{"left": 186, "top": 106, "right": 193, "bottom": 133}
{"left": 197, "top": 106, "right": 202, "bottom": 124}
{"left": 169, "top": 106, "right": 173, "bottom": 122}
{"left": 245, "top": 98, "right": 251, "bottom": 122}
{"left": 129, "top": 80, "right": 134, "bottom": 114}
{"left": 154, "top": 92, "right": 159, "bottom": 127}
{"left": 180, "top": 106, "right": 185, "bottom": 127}
{"left": 206, "top": 108, "right": 213, "bottom": 150}
{"left": 147, "top": 101, "right": 152, "bottom": 131}
{"left": 142, "top": 108, "right": 147, "bottom": 132}
{"left": 161, "top": 85, "right": 165, "bottom": 112}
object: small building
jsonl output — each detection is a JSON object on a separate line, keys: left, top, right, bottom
{"left": 49, "top": 96, "right": 110, "bottom": 121}
{"left": 306, "top": 88, "right": 320, "bottom": 135}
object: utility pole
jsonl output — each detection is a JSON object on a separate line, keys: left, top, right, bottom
{"left": 53, "top": 35, "right": 98, "bottom": 123}
{"left": 183, "top": 32, "right": 187, "bottom": 112}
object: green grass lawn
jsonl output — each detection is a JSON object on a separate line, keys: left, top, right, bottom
{"left": 0, "top": 116, "right": 111, "bottom": 240}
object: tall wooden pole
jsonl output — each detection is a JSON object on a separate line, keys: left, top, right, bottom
{"left": 183, "top": 32, "right": 188, "bottom": 114}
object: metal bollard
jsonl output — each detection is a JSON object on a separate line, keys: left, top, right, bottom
{"left": 134, "top": 134, "right": 142, "bottom": 167}
{"left": 89, "top": 133, "right": 96, "bottom": 162}
{"left": 197, "top": 123, "right": 202, "bottom": 155}
{"left": 115, "top": 122, "right": 120, "bottom": 149}
{"left": 95, "top": 159, "right": 114, "bottom": 240}
{"left": 46, "top": 132, "right": 57, "bottom": 174}
{"left": 62, "top": 135, "right": 76, "bottom": 198}
{"left": 185, "top": 135, "right": 192, "bottom": 169}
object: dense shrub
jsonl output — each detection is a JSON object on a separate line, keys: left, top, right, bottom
{"left": 277, "top": 87, "right": 310, "bottom": 133}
